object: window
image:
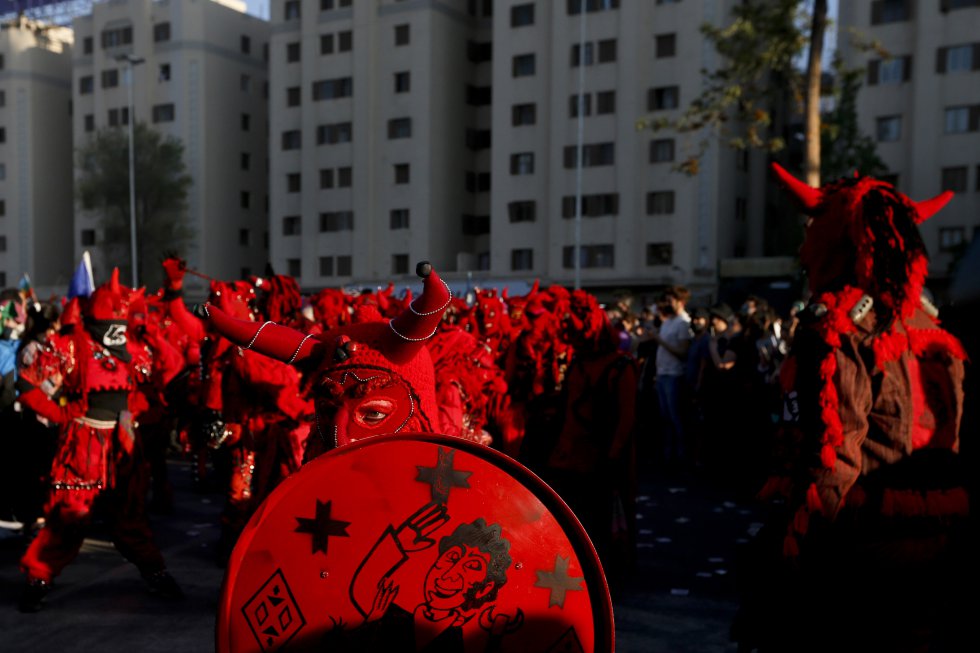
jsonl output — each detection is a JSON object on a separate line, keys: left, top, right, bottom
{"left": 735, "top": 197, "right": 748, "bottom": 222}
{"left": 239, "top": 229, "right": 250, "bottom": 246}
{"left": 319, "top": 211, "right": 354, "bottom": 232}
{"left": 392, "top": 254, "right": 410, "bottom": 275}
{"left": 101, "top": 26, "right": 133, "bottom": 49}
{"left": 508, "top": 201, "right": 536, "bottom": 223}
{"left": 287, "top": 258, "right": 301, "bottom": 277}
{"left": 598, "top": 39, "right": 616, "bottom": 63}
{"left": 562, "top": 193, "right": 619, "bottom": 218}
{"left": 511, "top": 152, "right": 535, "bottom": 175}
{"left": 283, "top": 216, "right": 302, "bottom": 235}
{"left": 871, "top": 0, "right": 910, "bottom": 25}
{"left": 83, "top": 36, "right": 93, "bottom": 54}
{"left": 159, "top": 63, "right": 171, "bottom": 82}
{"left": 868, "top": 56, "right": 911, "bottom": 85}
{"left": 241, "top": 35, "right": 251, "bottom": 54}
{"left": 466, "top": 129, "right": 492, "bottom": 150}
{"left": 0, "top": 128, "right": 4, "bottom": 143}
{"left": 317, "top": 121, "right": 352, "bottom": 145}
{"left": 646, "top": 242, "right": 673, "bottom": 266}
{"left": 876, "top": 115, "right": 902, "bottom": 142}
{"left": 239, "top": 74, "right": 251, "bottom": 93}
{"left": 285, "top": 0, "right": 301, "bottom": 20}
{"left": 0, "top": 199, "right": 4, "bottom": 215}
{"left": 394, "top": 164, "right": 410, "bottom": 184}
{"left": 101, "top": 69, "right": 119, "bottom": 88}
{"left": 282, "top": 130, "right": 302, "bottom": 150}
{"left": 320, "top": 169, "right": 334, "bottom": 189}
{"left": 154, "top": 22, "right": 171, "bottom": 42}
{"left": 338, "top": 167, "right": 352, "bottom": 186}
{"left": 512, "top": 54, "right": 536, "bottom": 77}
{"left": 84, "top": 114, "right": 95, "bottom": 132}
{"left": 462, "top": 215, "right": 490, "bottom": 235}
{"left": 563, "top": 244, "right": 615, "bottom": 268}
{"left": 286, "top": 86, "right": 301, "bottom": 107}
{"left": 467, "top": 41, "right": 492, "bottom": 63}
{"left": 287, "top": 42, "right": 301, "bottom": 63}
{"left": 511, "top": 249, "right": 534, "bottom": 271}
{"left": 649, "top": 86, "right": 679, "bottom": 111}
{"left": 649, "top": 138, "right": 675, "bottom": 163}
{"left": 944, "top": 106, "right": 980, "bottom": 133}
{"left": 108, "top": 108, "right": 120, "bottom": 126}
{"left": 319, "top": 257, "right": 334, "bottom": 277}
{"left": 466, "top": 85, "right": 492, "bottom": 106}
{"left": 568, "top": 0, "right": 621, "bottom": 14}
{"left": 240, "top": 153, "right": 250, "bottom": 171}
{"left": 152, "top": 104, "right": 175, "bottom": 123}
{"left": 335, "top": 31, "right": 351, "bottom": 52}
{"left": 942, "top": 0, "right": 980, "bottom": 10}
{"left": 570, "top": 93, "right": 592, "bottom": 117}
{"left": 512, "top": 4, "right": 535, "bottom": 26}
{"left": 0, "top": 236, "right": 5, "bottom": 252}
{"left": 941, "top": 166, "right": 968, "bottom": 192}
{"left": 647, "top": 191, "right": 675, "bottom": 215}
{"left": 0, "top": 163, "right": 4, "bottom": 180}
{"left": 79, "top": 75, "right": 94, "bottom": 94}
{"left": 388, "top": 118, "right": 412, "bottom": 139}
{"left": 655, "top": 33, "right": 676, "bottom": 58}
{"left": 939, "top": 227, "right": 965, "bottom": 252}
{"left": 596, "top": 91, "right": 616, "bottom": 114}
{"left": 81, "top": 229, "right": 96, "bottom": 246}
{"left": 394, "top": 71, "right": 411, "bottom": 93}
{"left": 287, "top": 173, "right": 302, "bottom": 193}
{"left": 0, "top": 90, "right": 4, "bottom": 106}
{"left": 395, "top": 24, "right": 410, "bottom": 46}
{"left": 312, "top": 77, "right": 353, "bottom": 101}
{"left": 564, "top": 143, "right": 615, "bottom": 167}
{"left": 465, "top": 172, "right": 491, "bottom": 192}
{"left": 571, "top": 42, "right": 594, "bottom": 67}
{"left": 240, "top": 191, "right": 251, "bottom": 209}
{"left": 512, "top": 103, "right": 536, "bottom": 126}
{"left": 321, "top": 34, "right": 334, "bottom": 54}
{"left": 241, "top": 113, "right": 251, "bottom": 131}
{"left": 390, "top": 209, "right": 410, "bottom": 230}
{"left": 938, "top": 44, "right": 979, "bottom": 73}
{"left": 337, "top": 256, "right": 352, "bottom": 276}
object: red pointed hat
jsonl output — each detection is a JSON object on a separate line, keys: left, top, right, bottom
{"left": 204, "top": 261, "right": 452, "bottom": 436}
{"left": 86, "top": 268, "right": 132, "bottom": 320}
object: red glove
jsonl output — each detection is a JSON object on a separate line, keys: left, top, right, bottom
{"left": 18, "top": 387, "right": 84, "bottom": 425}
{"left": 162, "top": 257, "right": 187, "bottom": 292}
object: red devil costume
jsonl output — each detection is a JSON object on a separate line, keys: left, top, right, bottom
{"left": 201, "top": 262, "right": 452, "bottom": 460}
{"left": 733, "top": 165, "right": 970, "bottom": 653}
{"left": 16, "top": 270, "right": 183, "bottom": 612}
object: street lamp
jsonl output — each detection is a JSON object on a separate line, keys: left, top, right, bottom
{"left": 116, "top": 53, "right": 145, "bottom": 288}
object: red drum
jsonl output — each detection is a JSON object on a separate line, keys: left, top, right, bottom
{"left": 217, "top": 433, "right": 613, "bottom": 652}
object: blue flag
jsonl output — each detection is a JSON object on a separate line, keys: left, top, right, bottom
{"left": 68, "top": 252, "right": 95, "bottom": 299}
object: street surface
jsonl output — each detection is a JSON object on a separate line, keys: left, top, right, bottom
{"left": 0, "top": 453, "right": 761, "bottom": 653}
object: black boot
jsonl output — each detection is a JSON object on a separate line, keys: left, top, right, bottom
{"left": 18, "top": 578, "right": 52, "bottom": 613}
{"left": 142, "top": 570, "right": 185, "bottom": 600}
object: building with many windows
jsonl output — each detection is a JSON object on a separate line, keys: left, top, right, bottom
{"left": 72, "top": 0, "right": 270, "bottom": 292}
{"left": 0, "top": 15, "right": 74, "bottom": 291}
{"left": 838, "top": 0, "right": 980, "bottom": 285}
{"left": 269, "top": 0, "right": 766, "bottom": 297}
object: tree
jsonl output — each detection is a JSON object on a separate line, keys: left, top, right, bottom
{"left": 820, "top": 54, "right": 888, "bottom": 182}
{"left": 636, "top": 0, "right": 829, "bottom": 185}
{"left": 77, "top": 122, "right": 194, "bottom": 289}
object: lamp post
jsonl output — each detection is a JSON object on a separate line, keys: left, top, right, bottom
{"left": 116, "top": 53, "right": 144, "bottom": 288}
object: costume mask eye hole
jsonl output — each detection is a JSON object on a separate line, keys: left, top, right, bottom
{"left": 355, "top": 398, "right": 395, "bottom": 426}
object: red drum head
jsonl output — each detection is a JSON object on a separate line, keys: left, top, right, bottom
{"left": 217, "top": 433, "right": 613, "bottom": 652}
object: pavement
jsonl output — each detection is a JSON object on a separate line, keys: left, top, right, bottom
{"left": 0, "top": 454, "right": 762, "bottom": 653}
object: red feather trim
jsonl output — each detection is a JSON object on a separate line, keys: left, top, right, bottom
{"left": 806, "top": 483, "right": 823, "bottom": 513}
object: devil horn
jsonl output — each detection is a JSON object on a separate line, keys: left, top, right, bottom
{"left": 110, "top": 268, "right": 121, "bottom": 293}
{"left": 384, "top": 261, "right": 452, "bottom": 364}
{"left": 771, "top": 162, "right": 822, "bottom": 213}
{"left": 204, "top": 303, "right": 323, "bottom": 366}
{"left": 913, "top": 190, "right": 953, "bottom": 224}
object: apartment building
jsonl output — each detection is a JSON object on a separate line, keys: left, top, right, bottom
{"left": 72, "top": 0, "right": 270, "bottom": 292}
{"left": 0, "top": 15, "right": 74, "bottom": 291}
{"left": 838, "top": 0, "right": 980, "bottom": 284}
{"left": 269, "top": 0, "right": 760, "bottom": 296}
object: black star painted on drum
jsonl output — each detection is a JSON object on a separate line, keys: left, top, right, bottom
{"left": 415, "top": 447, "right": 471, "bottom": 504}
{"left": 534, "top": 555, "right": 584, "bottom": 609}
{"left": 294, "top": 499, "right": 351, "bottom": 556}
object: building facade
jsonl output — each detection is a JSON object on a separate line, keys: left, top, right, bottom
{"left": 72, "top": 0, "right": 270, "bottom": 292}
{"left": 838, "top": 0, "right": 980, "bottom": 286}
{"left": 268, "top": 0, "right": 761, "bottom": 297}
{"left": 0, "top": 15, "right": 74, "bottom": 291}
